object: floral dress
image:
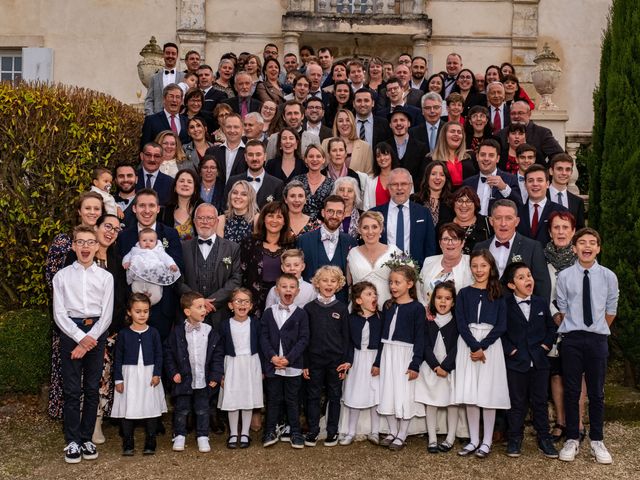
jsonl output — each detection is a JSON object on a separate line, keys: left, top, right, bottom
{"left": 291, "top": 174, "right": 334, "bottom": 220}
{"left": 224, "top": 214, "right": 254, "bottom": 244}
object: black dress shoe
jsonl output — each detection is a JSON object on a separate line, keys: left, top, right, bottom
{"left": 143, "top": 436, "right": 156, "bottom": 455}
{"left": 538, "top": 438, "right": 559, "bottom": 458}
{"left": 122, "top": 438, "right": 134, "bottom": 456}
{"left": 427, "top": 442, "right": 439, "bottom": 454}
{"left": 239, "top": 434, "right": 251, "bottom": 449}
{"left": 506, "top": 439, "right": 522, "bottom": 458}
{"left": 227, "top": 435, "right": 238, "bottom": 449}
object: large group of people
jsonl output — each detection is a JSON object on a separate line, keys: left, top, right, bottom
{"left": 47, "top": 42, "right": 619, "bottom": 468}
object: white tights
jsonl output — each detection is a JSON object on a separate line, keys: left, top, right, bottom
{"left": 346, "top": 406, "right": 380, "bottom": 436}
{"left": 386, "top": 416, "right": 410, "bottom": 442}
{"left": 466, "top": 405, "right": 495, "bottom": 448}
{"left": 426, "top": 405, "right": 459, "bottom": 444}
{"left": 228, "top": 409, "right": 252, "bottom": 438}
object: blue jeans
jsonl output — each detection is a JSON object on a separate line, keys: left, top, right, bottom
{"left": 173, "top": 388, "right": 211, "bottom": 437}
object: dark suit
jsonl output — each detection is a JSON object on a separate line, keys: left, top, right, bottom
{"left": 205, "top": 144, "right": 247, "bottom": 186}
{"left": 552, "top": 190, "right": 586, "bottom": 229}
{"left": 114, "top": 194, "right": 136, "bottom": 230}
{"left": 405, "top": 88, "right": 424, "bottom": 108}
{"left": 502, "top": 294, "right": 557, "bottom": 441}
{"left": 498, "top": 121, "right": 564, "bottom": 166}
{"left": 140, "top": 111, "right": 190, "bottom": 149}
{"left": 376, "top": 101, "right": 423, "bottom": 127}
{"left": 372, "top": 201, "right": 436, "bottom": 267}
{"left": 222, "top": 96, "right": 263, "bottom": 116}
{"left": 517, "top": 199, "right": 568, "bottom": 246}
{"left": 135, "top": 169, "right": 173, "bottom": 207}
{"left": 224, "top": 172, "right": 284, "bottom": 209}
{"left": 488, "top": 104, "right": 511, "bottom": 132}
{"left": 409, "top": 120, "right": 445, "bottom": 154}
{"left": 179, "top": 235, "right": 242, "bottom": 327}
{"left": 371, "top": 116, "right": 392, "bottom": 149}
{"left": 460, "top": 91, "right": 487, "bottom": 117}
{"left": 463, "top": 169, "right": 522, "bottom": 214}
{"left": 202, "top": 87, "right": 228, "bottom": 114}
{"left": 387, "top": 136, "right": 429, "bottom": 187}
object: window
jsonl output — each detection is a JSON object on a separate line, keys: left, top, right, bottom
{"left": 1, "top": 51, "right": 22, "bottom": 83}
{"left": 336, "top": 1, "right": 374, "bottom": 14}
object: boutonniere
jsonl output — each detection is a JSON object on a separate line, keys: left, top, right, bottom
{"left": 223, "top": 256, "right": 232, "bottom": 268}
{"left": 162, "top": 237, "right": 169, "bottom": 249}
{"left": 511, "top": 254, "right": 523, "bottom": 263}
{"left": 266, "top": 195, "right": 274, "bottom": 203}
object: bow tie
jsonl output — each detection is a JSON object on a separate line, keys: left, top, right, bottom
{"left": 185, "top": 322, "right": 201, "bottom": 333}
{"left": 198, "top": 238, "right": 212, "bottom": 246}
{"left": 164, "top": 69, "right": 175, "bottom": 75}
{"left": 518, "top": 299, "right": 531, "bottom": 305}
{"left": 518, "top": 175, "right": 525, "bottom": 182}
{"left": 321, "top": 232, "right": 338, "bottom": 243}
{"left": 495, "top": 240, "right": 510, "bottom": 248}
{"left": 278, "top": 304, "right": 290, "bottom": 312}
{"left": 247, "top": 176, "right": 261, "bottom": 183}
{"left": 480, "top": 177, "right": 488, "bottom": 183}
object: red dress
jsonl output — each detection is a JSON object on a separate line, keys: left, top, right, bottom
{"left": 375, "top": 177, "right": 390, "bottom": 206}
{"left": 446, "top": 158, "right": 464, "bottom": 186}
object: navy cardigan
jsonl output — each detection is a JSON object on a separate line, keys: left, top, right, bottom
{"left": 424, "top": 315, "right": 458, "bottom": 373}
{"left": 216, "top": 316, "right": 264, "bottom": 373}
{"left": 163, "top": 321, "right": 224, "bottom": 396}
{"left": 114, "top": 326, "right": 163, "bottom": 381}
{"left": 380, "top": 301, "right": 425, "bottom": 372}
{"left": 346, "top": 312, "right": 383, "bottom": 367}
{"left": 455, "top": 286, "right": 507, "bottom": 352}
{"left": 259, "top": 306, "right": 309, "bottom": 377}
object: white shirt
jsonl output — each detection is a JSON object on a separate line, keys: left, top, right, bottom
{"left": 410, "top": 78, "right": 424, "bottom": 90}
{"left": 317, "top": 294, "right": 336, "bottom": 304}
{"left": 305, "top": 121, "right": 321, "bottom": 137}
{"left": 478, "top": 169, "right": 512, "bottom": 216}
{"left": 320, "top": 225, "right": 339, "bottom": 261}
{"left": 528, "top": 197, "right": 547, "bottom": 227}
{"left": 246, "top": 170, "right": 266, "bottom": 193}
{"left": 265, "top": 279, "right": 316, "bottom": 309}
{"left": 386, "top": 199, "right": 411, "bottom": 254}
{"left": 222, "top": 140, "right": 245, "bottom": 181}
{"left": 514, "top": 293, "right": 533, "bottom": 365}
{"left": 185, "top": 320, "right": 212, "bottom": 389}
{"left": 549, "top": 184, "right": 568, "bottom": 208}
{"left": 271, "top": 304, "right": 302, "bottom": 377}
{"left": 163, "top": 109, "right": 181, "bottom": 135}
{"left": 52, "top": 262, "right": 114, "bottom": 343}
{"left": 489, "top": 232, "right": 517, "bottom": 277}
{"left": 198, "top": 234, "right": 216, "bottom": 260}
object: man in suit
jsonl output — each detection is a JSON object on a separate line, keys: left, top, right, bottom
{"left": 205, "top": 113, "right": 247, "bottom": 187}
{"left": 144, "top": 42, "right": 185, "bottom": 116}
{"left": 394, "top": 63, "right": 424, "bottom": 108}
{"left": 306, "top": 63, "right": 325, "bottom": 99}
{"left": 499, "top": 101, "right": 564, "bottom": 166}
{"left": 140, "top": 84, "right": 190, "bottom": 149}
{"left": 114, "top": 163, "right": 137, "bottom": 228}
{"left": 242, "top": 112, "right": 267, "bottom": 144}
{"left": 463, "top": 139, "right": 521, "bottom": 216}
{"left": 117, "top": 189, "right": 184, "bottom": 340}
{"left": 376, "top": 76, "right": 423, "bottom": 126}
{"left": 179, "top": 203, "right": 242, "bottom": 327}
{"left": 353, "top": 88, "right": 391, "bottom": 150}
{"left": 225, "top": 140, "right": 284, "bottom": 209}
{"left": 387, "top": 107, "right": 429, "bottom": 188}
{"left": 443, "top": 53, "right": 463, "bottom": 98}
{"left": 474, "top": 199, "right": 551, "bottom": 301}
{"left": 266, "top": 100, "right": 320, "bottom": 159}
{"left": 297, "top": 195, "right": 357, "bottom": 303}
{"left": 198, "top": 64, "right": 228, "bottom": 114}
{"left": 514, "top": 143, "right": 538, "bottom": 204}
{"left": 410, "top": 56, "right": 429, "bottom": 92}
{"left": 135, "top": 142, "right": 173, "bottom": 206}
{"left": 548, "top": 153, "right": 586, "bottom": 228}
{"left": 222, "top": 71, "right": 262, "bottom": 119}
{"left": 487, "top": 82, "right": 510, "bottom": 134}
{"left": 517, "top": 164, "right": 568, "bottom": 246}
{"left": 409, "top": 92, "right": 445, "bottom": 154}
{"left": 304, "top": 97, "right": 333, "bottom": 142}
{"left": 347, "top": 60, "right": 367, "bottom": 93}
{"left": 318, "top": 47, "right": 334, "bottom": 89}
{"left": 372, "top": 168, "right": 436, "bottom": 267}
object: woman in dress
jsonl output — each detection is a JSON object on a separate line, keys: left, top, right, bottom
{"left": 265, "top": 127, "right": 307, "bottom": 181}
{"left": 362, "top": 142, "right": 400, "bottom": 211}
{"left": 502, "top": 73, "right": 535, "bottom": 111}
{"left": 254, "top": 58, "right": 285, "bottom": 106}
{"left": 322, "top": 137, "right": 363, "bottom": 189}
{"left": 155, "top": 130, "right": 189, "bottom": 178}
{"left": 244, "top": 54, "right": 262, "bottom": 92}
{"left": 452, "top": 68, "right": 486, "bottom": 117}
{"left": 182, "top": 116, "right": 213, "bottom": 171}
{"left": 197, "top": 155, "right": 225, "bottom": 212}
{"left": 260, "top": 100, "right": 277, "bottom": 136}
{"left": 346, "top": 211, "right": 400, "bottom": 308}
{"left": 464, "top": 105, "right": 493, "bottom": 153}
{"left": 213, "top": 58, "right": 236, "bottom": 98}
{"left": 212, "top": 103, "right": 234, "bottom": 145}
{"left": 415, "top": 161, "right": 455, "bottom": 228}
{"left": 449, "top": 186, "right": 492, "bottom": 254}
{"left": 426, "top": 73, "right": 447, "bottom": 114}
{"left": 428, "top": 122, "right": 476, "bottom": 187}
{"left": 183, "top": 87, "right": 215, "bottom": 134}
{"left": 484, "top": 65, "right": 502, "bottom": 90}
{"left": 366, "top": 56, "right": 385, "bottom": 93}
{"left": 324, "top": 80, "right": 354, "bottom": 128}
{"left": 499, "top": 122, "right": 527, "bottom": 174}
{"left": 216, "top": 179, "right": 260, "bottom": 244}
{"left": 45, "top": 191, "right": 105, "bottom": 420}
{"left": 321, "top": 109, "right": 373, "bottom": 175}
{"left": 291, "top": 144, "right": 334, "bottom": 220}
{"left": 332, "top": 176, "right": 362, "bottom": 240}
{"left": 159, "top": 169, "right": 202, "bottom": 241}
{"left": 283, "top": 180, "right": 320, "bottom": 238}
{"left": 240, "top": 201, "right": 294, "bottom": 316}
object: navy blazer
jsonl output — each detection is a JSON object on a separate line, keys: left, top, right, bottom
{"left": 517, "top": 199, "right": 568, "bottom": 246}
{"left": 380, "top": 301, "right": 425, "bottom": 372}
{"left": 463, "top": 169, "right": 522, "bottom": 211}
{"left": 424, "top": 316, "right": 458, "bottom": 373}
{"left": 164, "top": 322, "right": 224, "bottom": 395}
{"left": 372, "top": 201, "right": 436, "bottom": 268}
{"left": 501, "top": 294, "right": 557, "bottom": 373}
{"left": 259, "top": 306, "right": 310, "bottom": 377}
{"left": 140, "top": 111, "right": 190, "bottom": 149}
{"left": 346, "top": 312, "right": 383, "bottom": 367}
{"left": 455, "top": 287, "right": 507, "bottom": 352}
{"left": 114, "top": 326, "right": 163, "bottom": 381}
{"left": 135, "top": 168, "right": 173, "bottom": 207}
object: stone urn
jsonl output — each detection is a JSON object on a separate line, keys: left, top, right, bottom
{"left": 137, "top": 36, "right": 164, "bottom": 89}
{"left": 531, "top": 43, "right": 562, "bottom": 111}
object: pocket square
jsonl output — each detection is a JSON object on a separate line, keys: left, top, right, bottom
{"left": 416, "top": 219, "right": 425, "bottom": 223}
{"left": 537, "top": 311, "right": 544, "bottom": 316}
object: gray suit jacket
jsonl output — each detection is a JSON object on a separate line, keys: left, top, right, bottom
{"left": 144, "top": 69, "right": 185, "bottom": 116}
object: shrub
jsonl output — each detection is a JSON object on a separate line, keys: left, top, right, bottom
{"left": 0, "top": 309, "right": 51, "bottom": 394}
{"left": 0, "top": 82, "right": 143, "bottom": 309}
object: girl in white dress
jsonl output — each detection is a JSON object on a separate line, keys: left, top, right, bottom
{"left": 415, "top": 281, "right": 460, "bottom": 453}
{"left": 217, "top": 288, "right": 264, "bottom": 449}
{"left": 339, "top": 281, "right": 383, "bottom": 446}
{"left": 454, "top": 250, "right": 509, "bottom": 458}
{"left": 111, "top": 293, "right": 167, "bottom": 455}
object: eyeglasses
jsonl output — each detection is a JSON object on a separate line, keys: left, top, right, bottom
{"left": 102, "top": 223, "right": 122, "bottom": 234}
{"left": 73, "top": 239, "right": 97, "bottom": 247}
{"left": 195, "top": 216, "right": 216, "bottom": 222}
{"left": 440, "top": 237, "right": 461, "bottom": 244}
{"left": 455, "top": 198, "right": 474, "bottom": 205}
{"left": 323, "top": 209, "right": 344, "bottom": 217}
{"left": 143, "top": 152, "right": 162, "bottom": 159}
{"left": 458, "top": 75, "right": 473, "bottom": 80}
{"left": 232, "top": 299, "right": 251, "bottom": 305}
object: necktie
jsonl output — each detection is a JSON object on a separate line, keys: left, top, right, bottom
{"left": 518, "top": 175, "right": 525, "bottom": 182}
{"left": 145, "top": 173, "right": 153, "bottom": 189}
{"left": 185, "top": 322, "right": 201, "bottom": 333}
{"left": 197, "top": 238, "right": 212, "bottom": 245}
{"left": 583, "top": 270, "right": 593, "bottom": 326}
{"left": 170, "top": 114, "right": 178, "bottom": 133}
{"left": 493, "top": 108, "right": 502, "bottom": 133}
{"left": 429, "top": 125, "right": 437, "bottom": 152}
{"left": 396, "top": 204, "right": 405, "bottom": 252}
{"left": 557, "top": 191, "right": 564, "bottom": 207}
{"left": 495, "top": 240, "right": 510, "bottom": 248}
{"left": 531, "top": 203, "right": 540, "bottom": 237}
{"left": 241, "top": 98, "right": 248, "bottom": 118}
{"left": 359, "top": 120, "right": 366, "bottom": 141}
{"left": 247, "top": 176, "right": 261, "bottom": 183}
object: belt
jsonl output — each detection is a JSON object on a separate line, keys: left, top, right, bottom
{"left": 70, "top": 316, "right": 99, "bottom": 332}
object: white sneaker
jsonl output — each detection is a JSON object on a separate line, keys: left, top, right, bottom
{"left": 559, "top": 439, "right": 580, "bottom": 462}
{"left": 172, "top": 435, "right": 186, "bottom": 451}
{"left": 339, "top": 435, "right": 354, "bottom": 446}
{"left": 197, "top": 436, "right": 211, "bottom": 453}
{"left": 590, "top": 440, "right": 613, "bottom": 464}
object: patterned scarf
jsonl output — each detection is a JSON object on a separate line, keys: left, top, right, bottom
{"left": 544, "top": 241, "right": 576, "bottom": 273}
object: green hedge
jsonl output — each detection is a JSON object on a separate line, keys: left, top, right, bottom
{"left": 0, "top": 309, "right": 51, "bottom": 394}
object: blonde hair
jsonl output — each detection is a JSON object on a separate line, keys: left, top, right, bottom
{"left": 224, "top": 180, "right": 259, "bottom": 223}
{"left": 281, "top": 248, "right": 305, "bottom": 263}
{"left": 154, "top": 130, "right": 187, "bottom": 163}
{"left": 331, "top": 108, "right": 358, "bottom": 141}
{"left": 431, "top": 121, "right": 469, "bottom": 163}
{"left": 358, "top": 210, "right": 384, "bottom": 229}
{"left": 311, "top": 265, "right": 346, "bottom": 290}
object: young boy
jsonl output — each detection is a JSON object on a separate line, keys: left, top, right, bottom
{"left": 178, "top": 72, "right": 198, "bottom": 94}
{"left": 265, "top": 249, "right": 316, "bottom": 309}
{"left": 90, "top": 166, "right": 121, "bottom": 218}
{"left": 303, "top": 266, "right": 350, "bottom": 447}
{"left": 164, "top": 292, "right": 223, "bottom": 453}
{"left": 260, "top": 273, "right": 310, "bottom": 449}
{"left": 557, "top": 228, "right": 618, "bottom": 464}
{"left": 548, "top": 153, "right": 586, "bottom": 229}
{"left": 52, "top": 226, "right": 114, "bottom": 463}
{"left": 515, "top": 143, "right": 537, "bottom": 204}
{"left": 501, "top": 262, "right": 558, "bottom": 459}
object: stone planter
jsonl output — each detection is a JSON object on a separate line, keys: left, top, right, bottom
{"left": 137, "top": 36, "right": 164, "bottom": 89}
{"left": 531, "top": 43, "right": 562, "bottom": 111}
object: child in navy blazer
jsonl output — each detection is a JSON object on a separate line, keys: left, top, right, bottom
{"left": 112, "top": 294, "right": 167, "bottom": 455}
{"left": 260, "top": 273, "right": 310, "bottom": 449}
{"left": 164, "top": 292, "right": 223, "bottom": 453}
{"left": 502, "top": 262, "right": 558, "bottom": 459}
